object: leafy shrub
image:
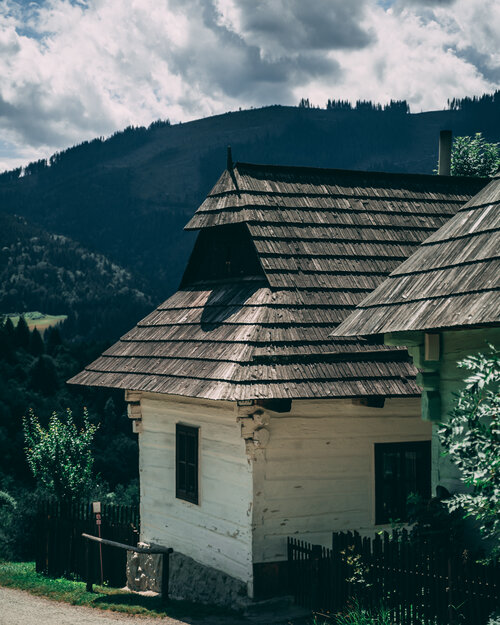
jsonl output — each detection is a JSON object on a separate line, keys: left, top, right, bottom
{"left": 90, "top": 478, "right": 140, "bottom": 507}
{"left": 0, "top": 486, "right": 47, "bottom": 561}
{"left": 318, "top": 601, "right": 391, "bottom": 625}
{"left": 24, "top": 408, "right": 98, "bottom": 504}
{"left": 406, "top": 492, "right": 465, "bottom": 549}
{"left": 450, "top": 133, "right": 500, "bottom": 177}
{"left": 0, "top": 490, "right": 17, "bottom": 557}
{"left": 438, "top": 347, "right": 500, "bottom": 556}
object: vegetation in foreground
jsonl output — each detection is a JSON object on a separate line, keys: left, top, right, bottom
{"left": 0, "top": 561, "right": 235, "bottom": 620}
{"left": 0, "top": 314, "right": 139, "bottom": 562}
{"left": 450, "top": 133, "right": 500, "bottom": 177}
{"left": 311, "top": 602, "right": 436, "bottom": 625}
{"left": 0, "top": 314, "right": 138, "bottom": 494}
{"left": 438, "top": 347, "right": 500, "bottom": 557}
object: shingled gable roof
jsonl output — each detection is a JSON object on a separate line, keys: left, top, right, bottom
{"left": 68, "top": 162, "right": 486, "bottom": 401}
{"left": 333, "top": 172, "right": 499, "bottom": 337}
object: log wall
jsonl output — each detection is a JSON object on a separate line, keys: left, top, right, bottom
{"left": 138, "top": 393, "right": 254, "bottom": 588}
{"left": 251, "top": 398, "right": 430, "bottom": 564}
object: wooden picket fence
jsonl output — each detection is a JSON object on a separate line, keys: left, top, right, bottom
{"left": 35, "top": 500, "right": 139, "bottom": 587}
{"left": 288, "top": 530, "right": 500, "bottom": 625}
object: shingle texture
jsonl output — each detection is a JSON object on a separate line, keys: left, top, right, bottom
{"left": 333, "top": 173, "right": 500, "bottom": 337}
{"left": 69, "top": 163, "right": 486, "bottom": 400}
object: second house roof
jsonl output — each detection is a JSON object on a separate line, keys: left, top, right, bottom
{"left": 333, "top": 172, "right": 500, "bottom": 337}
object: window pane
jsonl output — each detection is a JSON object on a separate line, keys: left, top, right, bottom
{"left": 404, "top": 450, "right": 418, "bottom": 495}
{"left": 382, "top": 452, "right": 399, "bottom": 520}
{"left": 375, "top": 441, "right": 430, "bottom": 524}
{"left": 187, "top": 464, "right": 195, "bottom": 492}
{"left": 178, "top": 461, "right": 186, "bottom": 490}
{"left": 178, "top": 432, "right": 186, "bottom": 462}
{"left": 176, "top": 424, "right": 199, "bottom": 504}
{"left": 186, "top": 434, "right": 196, "bottom": 463}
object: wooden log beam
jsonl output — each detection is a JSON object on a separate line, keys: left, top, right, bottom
{"left": 81, "top": 533, "right": 173, "bottom": 554}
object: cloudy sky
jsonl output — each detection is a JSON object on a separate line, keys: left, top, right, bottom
{"left": 1, "top": 0, "right": 499, "bottom": 171}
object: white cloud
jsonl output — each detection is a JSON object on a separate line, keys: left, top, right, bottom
{"left": 305, "top": 2, "right": 496, "bottom": 111}
{"left": 215, "top": 0, "right": 374, "bottom": 57}
{"left": 0, "top": 0, "right": 498, "bottom": 172}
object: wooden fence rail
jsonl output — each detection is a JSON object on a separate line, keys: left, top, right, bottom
{"left": 288, "top": 530, "right": 500, "bottom": 625}
{"left": 35, "top": 500, "right": 139, "bottom": 587}
{"left": 82, "top": 533, "right": 172, "bottom": 600}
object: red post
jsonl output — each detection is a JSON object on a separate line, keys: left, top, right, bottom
{"left": 96, "top": 512, "right": 104, "bottom": 585}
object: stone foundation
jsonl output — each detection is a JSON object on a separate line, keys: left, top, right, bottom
{"left": 127, "top": 545, "right": 248, "bottom": 607}
{"left": 127, "top": 543, "right": 162, "bottom": 593}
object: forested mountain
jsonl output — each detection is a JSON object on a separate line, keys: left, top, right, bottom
{"left": 0, "top": 213, "right": 153, "bottom": 340}
{"left": 1, "top": 93, "right": 499, "bottom": 329}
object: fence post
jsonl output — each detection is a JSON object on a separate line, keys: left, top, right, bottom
{"left": 161, "top": 551, "right": 171, "bottom": 603}
{"left": 447, "top": 555, "right": 458, "bottom": 625}
{"left": 287, "top": 538, "right": 293, "bottom": 597}
{"left": 311, "top": 544, "right": 322, "bottom": 609}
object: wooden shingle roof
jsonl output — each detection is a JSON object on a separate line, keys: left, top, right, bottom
{"left": 69, "top": 163, "right": 487, "bottom": 401}
{"left": 333, "top": 173, "right": 499, "bottom": 337}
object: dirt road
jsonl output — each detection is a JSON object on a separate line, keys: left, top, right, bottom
{"left": 0, "top": 587, "right": 246, "bottom": 625}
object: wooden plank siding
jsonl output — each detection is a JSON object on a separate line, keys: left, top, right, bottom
{"left": 69, "top": 163, "right": 486, "bottom": 401}
{"left": 251, "top": 398, "right": 431, "bottom": 565}
{"left": 137, "top": 391, "right": 430, "bottom": 591}
{"left": 138, "top": 393, "right": 254, "bottom": 585}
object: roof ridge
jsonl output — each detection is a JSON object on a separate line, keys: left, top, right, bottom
{"left": 232, "top": 161, "right": 491, "bottom": 183}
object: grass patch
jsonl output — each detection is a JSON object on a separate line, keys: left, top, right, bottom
{"left": 0, "top": 561, "right": 236, "bottom": 619}
{"left": 5, "top": 312, "right": 67, "bottom": 333}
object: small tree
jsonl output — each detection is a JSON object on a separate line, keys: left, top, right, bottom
{"left": 438, "top": 348, "right": 499, "bottom": 554}
{"left": 24, "top": 408, "right": 98, "bottom": 504}
{"left": 29, "top": 354, "right": 59, "bottom": 395}
{"left": 14, "top": 316, "right": 30, "bottom": 350}
{"left": 29, "top": 327, "right": 45, "bottom": 356}
{"left": 450, "top": 133, "right": 500, "bottom": 177}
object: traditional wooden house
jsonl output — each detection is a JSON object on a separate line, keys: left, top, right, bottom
{"left": 69, "top": 160, "right": 485, "bottom": 602}
{"left": 333, "top": 172, "right": 499, "bottom": 495}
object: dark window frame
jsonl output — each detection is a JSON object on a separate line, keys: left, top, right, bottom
{"left": 176, "top": 424, "right": 199, "bottom": 505}
{"left": 375, "top": 440, "right": 431, "bottom": 525}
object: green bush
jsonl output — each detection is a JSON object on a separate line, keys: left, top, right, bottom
{"left": 24, "top": 407, "right": 98, "bottom": 504}
{"left": 312, "top": 602, "right": 392, "bottom": 625}
{"left": 0, "top": 490, "right": 17, "bottom": 557}
{"left": 450, "top": 133, "right": 500, "bottom": 177}
{"left": 0, "top": 486, "right": 46, "bottom": 561}
{"left": 334, "top": 603, "right": 391, "bottom": 625}
{"left": 438, "top": 347, "right": 500, "bottom": 556}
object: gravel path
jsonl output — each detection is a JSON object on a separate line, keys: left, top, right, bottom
{"left": 0, "top": 587, "right": 248, "bottom": 625}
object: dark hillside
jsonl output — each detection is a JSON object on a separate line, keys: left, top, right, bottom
{"left": 1, "top": 95, "right": 499, "bottom": 303}
{"left": 0, "top": 213, "right": 153, "bottom": 341}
